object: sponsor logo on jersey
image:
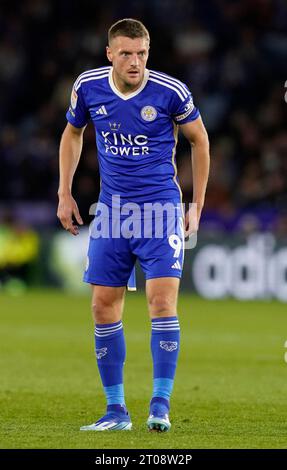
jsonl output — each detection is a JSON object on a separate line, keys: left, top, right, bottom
{"left": 109, "top": 122, "right": 121, "bottom": 131}
{"left": 141, "top": 105, "right": 157, "bottom": 122}
{"left": 71, "top": 89, "right": 78, "bottom": 109}
{"left": 184, "top": 97, "right": 194, "bottom": 112}
{"left": 174, "top": 97, "right": 194, "bottom": 122}
{"left": 101, "top": 131, "right": 149, "bottom": 156}
{"left": 96, "top": 347, "right": 108, "bottom": 359}
{"left": 160, "top": 341, "right": 178, "bottom": 352}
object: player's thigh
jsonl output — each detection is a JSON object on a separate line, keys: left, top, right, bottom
{"left": 133, "top": 214, "right": 184, "bottom": 281}
{"left": 146, "top": 277, "right": 180, "bottom": 319}
{"left": 84, "top": 219, "right": 136, "bottom": 287}
{"left": 91, "top": 284, "right": 126, "bottom": 324}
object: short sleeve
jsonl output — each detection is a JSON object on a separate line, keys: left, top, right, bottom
{"left": 170, "top": 86, "right": 200, "bottom": 125}
{"left": 66, "top": 78, "right": 90, "bottom": 128}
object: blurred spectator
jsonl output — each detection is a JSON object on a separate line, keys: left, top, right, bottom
{"left": 0, "top": 212, "right": 40, "bottom": 290}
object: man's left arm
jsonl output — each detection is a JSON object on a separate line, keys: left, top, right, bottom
{"left": 179, "top": 116, "right": 210, "bottom": 236}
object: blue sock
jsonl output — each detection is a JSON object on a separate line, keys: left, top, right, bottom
{"left": 95, "top": 321, "right": 126, "bottom": 408}
{"left": 151, "top": 316, "right": 180, "bottom": 405}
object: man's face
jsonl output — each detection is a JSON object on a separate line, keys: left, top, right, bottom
{"left": 106, "top": 36, "right": 149, "bottom": 91}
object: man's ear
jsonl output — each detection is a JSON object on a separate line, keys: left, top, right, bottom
{"left": 106, "top": 46, "right": 112, "bottom": 63}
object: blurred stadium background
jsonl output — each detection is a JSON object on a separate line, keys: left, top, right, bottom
{"left": 1, "top": 0, "right": 287, "bottom": 449}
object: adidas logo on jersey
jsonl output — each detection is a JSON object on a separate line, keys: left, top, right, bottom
{"left": 96, "top": 105, "right": 107, "bottom": 115}
{"left": 171, "top": 260, "right": 181, "bottom": 269}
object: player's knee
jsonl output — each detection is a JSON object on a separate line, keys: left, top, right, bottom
{"left": 92, "top": 296, "right": 117, "bottom": 323}
{"left": 148, "top": 294, "right": 175, "bottom": 317}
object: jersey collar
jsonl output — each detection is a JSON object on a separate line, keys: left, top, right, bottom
{"left": 109, "top": 67, "right": 149, "bottom": 100}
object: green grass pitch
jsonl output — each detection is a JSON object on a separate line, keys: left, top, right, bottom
{"left": 1, "top": 290, "right": 287, "bottom": 449}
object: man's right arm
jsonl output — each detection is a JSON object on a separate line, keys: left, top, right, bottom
{"left": 57, "top": 122, "right": 86, "bottom": 235}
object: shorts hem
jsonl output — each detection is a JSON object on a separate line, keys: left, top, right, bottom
{"left": 83, "top": 277, "right": 127, "bottom": 287}
{"left": 145, "top": 273, "right": 182, "bottom": 280}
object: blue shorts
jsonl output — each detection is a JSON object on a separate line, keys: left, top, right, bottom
{"left": 83, "top": 214, "right": 184, "bottom": 286}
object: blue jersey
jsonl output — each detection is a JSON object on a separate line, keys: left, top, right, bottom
{"left": 66, "top": 66, "right": 200, "bottom": 209}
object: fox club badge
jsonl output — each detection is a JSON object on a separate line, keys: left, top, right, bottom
{"left": 160, "top": 341, "right": 178, "bottom": 352}
{"left": 141, "top": 105, "right": 157, "bottom": 122}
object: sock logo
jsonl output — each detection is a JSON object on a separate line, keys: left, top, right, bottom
{"left": 160, "top": 341, "right": 178, "bottom": 352}
{"left": 96, "top": 347, "right": 108, "bottom": 359}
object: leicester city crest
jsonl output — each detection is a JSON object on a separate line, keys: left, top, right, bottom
{"left": 141, "top": 105, "right": 157, "bottom": 122}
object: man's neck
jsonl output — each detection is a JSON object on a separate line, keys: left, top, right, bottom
{"left": 112, "top": 70, "right": 143, "bottom": 95}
